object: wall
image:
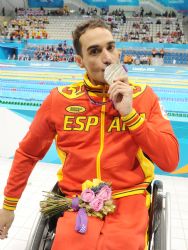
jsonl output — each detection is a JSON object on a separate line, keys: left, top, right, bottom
{"left": 62, "top": 0, "right": 188, "bottom": 11}
{"left": 0, "top": 0, "right": 188, "bottom": 15}
{"left": 1, "top": 39, "right": 188, "bottom": 61}
{"left": 0, "top": 0, "right": 27, "bottom": 15}
{"left": 116, "top": 41, "right": 188, "bottom": 50}
{"left": 0, "top": 41, "right": 24, "bottom": 59}
{"left": 157, "top": 0, "right": 188, "bottom": 14}
{"left": 28, "top": 0, "right": 64, "bottom": 8}
{"left": 26, "top": 39, "right": 188, "bottom": 50}
{"left": 84, "top": 0, "right": 139, "bottom": 8}
{"left": 0, "top": 46, "right": 16, "bottom": 59}
{"left": 0, "top": 47, "right": 8, "bottom": 59}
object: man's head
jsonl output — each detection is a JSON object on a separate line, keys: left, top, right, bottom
{"left": 72, "top": 19, "right": 120, "bottom": 85}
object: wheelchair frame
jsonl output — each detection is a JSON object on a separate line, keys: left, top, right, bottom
{"left": 25, "top": 180, "right": 171, "bottom": 250}
{"left": 148, "top": 180, "right": 171, "bottom": 250}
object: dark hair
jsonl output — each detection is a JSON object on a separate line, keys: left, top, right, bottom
{"left": 72, "top": 19, "right": 110, "bottom": 56}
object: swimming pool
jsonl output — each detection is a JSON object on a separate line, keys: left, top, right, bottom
{"left": 0, "top": 61, "right": 188, "bottom": 176}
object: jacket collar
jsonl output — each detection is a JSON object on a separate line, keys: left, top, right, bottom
{"left": 83, "top": 73, "right": 109, "bottom": 94}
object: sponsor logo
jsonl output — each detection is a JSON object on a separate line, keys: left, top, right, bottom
{"left": 66, "top": 106, "right": 86, "bottom": 113}
{"left": 132, "top": 67, "right": 155, "bottom": 72}
{"left": 30, "top": 62, "right": 50, "bottom": 67}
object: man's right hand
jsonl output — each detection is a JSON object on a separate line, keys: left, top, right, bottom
{"left": 0, "top": 209, "right": 15, "bottom": 239}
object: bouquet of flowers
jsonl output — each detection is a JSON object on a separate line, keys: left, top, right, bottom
{"left": 40, "top": 178, "right": 116, "bottom": 234}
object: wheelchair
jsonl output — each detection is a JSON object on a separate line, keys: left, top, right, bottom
{"left": 25, "top": 180, "right": 171, "bottom": 250}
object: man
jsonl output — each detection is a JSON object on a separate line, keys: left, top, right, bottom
{"left": 0, "top": 19, "right": 179, "bottom": 249}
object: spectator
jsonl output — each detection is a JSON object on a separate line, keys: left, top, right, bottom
{"left": 160, "top": 48, "right": 165, "bottom": 58}
{"left": 122, "top": 14, "right": 126, "bottom": 24}
{"left": 140, "top": 7, "right": 144, "bottom": 17}
{"left": 3, "top": 21, "right": 7, "bottom": 29}
{"left": 152, "top": 48, "right": 157, "bottom": 57}
{"left": 124, "top": 32, "right": 128, "bottom": 41}
{"left": 12, "top": 54, "right": 16, "bottom": 60}
{"left": 2, "top": 7, "right": 5, "bottom": 16}
{"left": 10, "top": 33, "right": 14, "bottom": 41}
{"left": 156, "top": 19, "right": 161, "bottom": 25}
{"left": 159, "top": 36, "right": 164, "bottom": 43}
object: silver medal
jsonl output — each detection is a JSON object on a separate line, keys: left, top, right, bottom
{"left": 104, "top": 64, "right": 128, "bottom": 85}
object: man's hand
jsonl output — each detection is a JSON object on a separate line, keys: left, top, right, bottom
{"left": 108, "top": 76, "right": 133, "bottom": 116}
{"left": 0, "top": 209, "right": 15, "bottom": 239}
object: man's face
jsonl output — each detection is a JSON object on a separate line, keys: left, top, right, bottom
{"left": 76, "top": 27, "right": 120, "bottom": 85}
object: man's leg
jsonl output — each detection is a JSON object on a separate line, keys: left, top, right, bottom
{"left": 52, "top": 193, "right": 149, "bottom": 250}
{"left": 97, "top": 194, "right": 149, "bottom": 250}
{"left": 51, "top": 211, "right": 104, "bottom": 250}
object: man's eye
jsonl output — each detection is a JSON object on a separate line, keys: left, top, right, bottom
{"left": 108, "top": 45, "right": 115, "bottom": 51}
{"left": 90, "top": 49, "right": 99, "bottom": 55}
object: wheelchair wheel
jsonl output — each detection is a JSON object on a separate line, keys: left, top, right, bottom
{"left": 26, "top": 183, "right": 63, "bottom": 250}
{"left": 153, "top": 208, "right": 165, "bottom": 250}
{"left": 148, "top": 180, "right": 171, "bottom": 250}
{"left": 26, "top": 212, "right": 60, "bottom": 250}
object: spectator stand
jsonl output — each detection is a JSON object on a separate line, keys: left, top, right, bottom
{"left": 120, "top": 47, "right": 188, "bottom": 66}
{"left": 17, "top": 42, "right": 75, "bottom": 62}
{"left": 1, "top": 8, "right": 188, "bottom": 65}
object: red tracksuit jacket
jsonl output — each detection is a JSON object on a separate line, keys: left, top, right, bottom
{"left": 3, "top": 74, "right": 179, "bottom": 210}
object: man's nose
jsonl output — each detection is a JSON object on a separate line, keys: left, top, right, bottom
{"left": 102, "top": 49, "right": 112, "bottom": 65}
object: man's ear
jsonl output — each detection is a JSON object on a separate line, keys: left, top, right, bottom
{"left": 75, "top": 55, "right": 84, "bottom": 68}
{"left": 118, "top": 49, "right": 121, "bottom": 59}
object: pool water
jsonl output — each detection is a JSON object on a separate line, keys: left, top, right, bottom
{"left": 1, "top": 61, "right": 188, "bottom": 177}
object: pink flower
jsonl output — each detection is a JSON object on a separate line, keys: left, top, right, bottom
{"left": 81, "top": 189, "right": 95, "bottom": 203}
{"left": 96, "top": 185, "right": 112, "bottom": 201}
{"left": 89, "top": 197, "right": 104, "bottom": 211}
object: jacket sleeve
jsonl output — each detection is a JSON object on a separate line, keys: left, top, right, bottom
{"left": 122, "top": 86, "right": 179, "bottom": 172}
{"left": 3, "top": 92, "right": 56, "bottom": 210}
